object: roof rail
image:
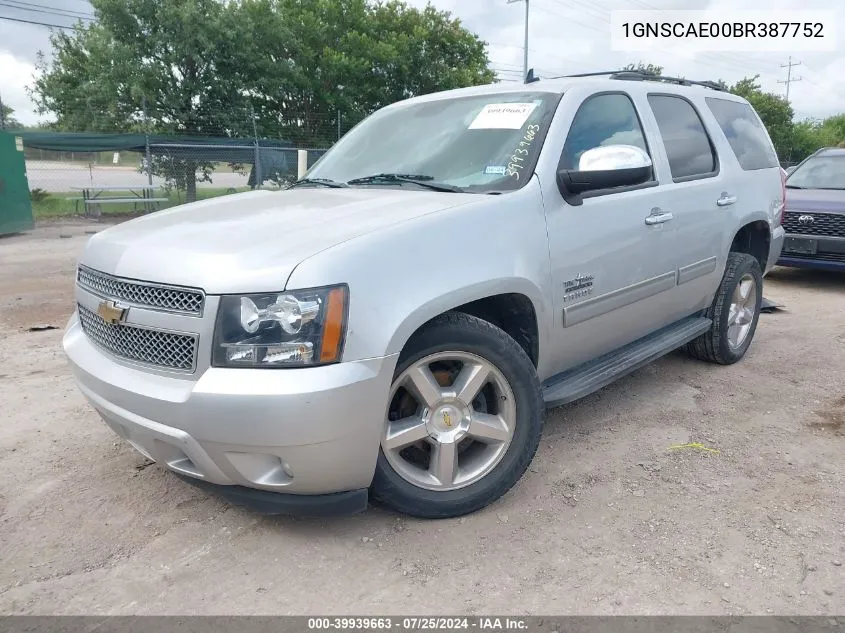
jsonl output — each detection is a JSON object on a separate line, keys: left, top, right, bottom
{"left": 545, "top": 69, "right": 726, "bottom": 91}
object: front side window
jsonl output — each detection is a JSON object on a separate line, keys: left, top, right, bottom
{"left": 648, "top": 95, "right": 716, "bottom": 180}
{"left": 705, "top": 97, "right": 778, "bottom": 171}
{"left": 560, "top": 93, "right": 650, "bottom": 171}
{"left": 786, "top": 154, "right": 845, "bottom": 190}
{"left": 306, "top": 91, "right": 561, "bottom": 193}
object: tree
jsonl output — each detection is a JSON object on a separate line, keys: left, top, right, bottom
{"left": 241, "top": 0, "right": 495, "bottom": 146}
{"left": 32, "top": 0, "right": 257, "bottom": 201}
{"left": 726, "top": 76, "right": 794, "bottom": 160}
{"left": 32, "top": 0, "right": 495, "bottom": 198}
{"left": 819, "top": 114, "right": 845, "bottom": 146}
{"left": 1, "top": 103, "right": 22, "bottom": 129}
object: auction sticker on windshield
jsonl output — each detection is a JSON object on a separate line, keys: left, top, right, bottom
{"left": 469, "top": 103, "right": 537, "bottom": 129}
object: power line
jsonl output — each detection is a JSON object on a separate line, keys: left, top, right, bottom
{"left": 544, "top": 0, "right": 610, "bottom": 23}
{"left": 0, "top": 13, "right": 80, "bottom": 27}
{"left": 0, "top": 0, "right": 94, "bottom": 19}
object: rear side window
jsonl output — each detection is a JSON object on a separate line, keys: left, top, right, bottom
{"left": 561, "top": 93, "right": 650, "bottom": 171}
{"left": 705, "top": 97, "right": 779, "bottom": 170}
{"left": 647, "top": 95, "right": 717, "bottom": 180}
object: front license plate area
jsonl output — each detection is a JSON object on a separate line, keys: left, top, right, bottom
{"left": 784, "top": 236, "right": 818, "bottom": 255}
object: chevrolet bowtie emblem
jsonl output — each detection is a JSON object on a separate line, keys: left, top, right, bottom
{"left": 97, "top": 300, "right": 127, "bottom": 324}
{"left": 442, "top": 411, "right": 452, "bottom": 427}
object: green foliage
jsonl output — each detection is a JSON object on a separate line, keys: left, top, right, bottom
{"left": 29, "top": 188, "right": 49, "bottom": 202}
{"left": 818, "top": 114, "right": 845, "bottom": 146}
{"left": 30, "top": 0, "right": 495, "bottom": 198}
{"left": 1, "top": 104, "right": 22, "bottom": 129}
{"left": 241, "top": 0, "right": 494, "bottom": 145}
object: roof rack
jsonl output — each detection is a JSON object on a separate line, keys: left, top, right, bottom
{"left": 536, "top": 69, "right": 725, "bottom": 91}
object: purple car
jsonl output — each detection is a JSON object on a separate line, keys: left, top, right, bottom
{"left": 778, "top": 147, "right": 845, "bottom": 272}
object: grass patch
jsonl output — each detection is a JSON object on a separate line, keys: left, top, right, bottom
{"left": 33, "top": 187, "right": 253, "bottom": 220}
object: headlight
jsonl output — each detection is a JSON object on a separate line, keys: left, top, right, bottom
{"left": 212, "top": 285, "right": 348, "bottom": 368}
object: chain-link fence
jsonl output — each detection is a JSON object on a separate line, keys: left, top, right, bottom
{"left": 24, "top": 137, "right": 328, "bottom": 219}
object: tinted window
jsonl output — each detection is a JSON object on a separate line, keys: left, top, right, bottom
{"left": 648, "top": 95, "right": 716, "bottom": 179}
{"left": 706, "top": 97, "right": 779, "bottom": 170}
{"left": 561, "top": 93, "right": 650, "bottom": 171}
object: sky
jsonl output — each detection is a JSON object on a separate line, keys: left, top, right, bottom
{"left": 1, "top": 0, "right": 843, "bottom": 126}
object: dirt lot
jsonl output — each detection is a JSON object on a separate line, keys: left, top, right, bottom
{"left": 0, "top": 221, "right": 843, "bottom": 616}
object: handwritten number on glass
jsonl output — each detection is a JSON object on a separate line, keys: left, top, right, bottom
{"left": 506, "top": 125, "right": 541, "bottom": 180}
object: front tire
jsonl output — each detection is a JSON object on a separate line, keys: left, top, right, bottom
{"left": 371, "top": 312, "right": 543, "bottom": 518}
{"left": 687, "top": 252, "right": 763, "bottom": 365}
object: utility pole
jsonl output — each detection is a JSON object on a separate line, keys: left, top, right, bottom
{"left": 507, "top": 0, "right": 529, "bottom": 81}
{"left": 778, "top": 56, "right": 802, "bottom": 101}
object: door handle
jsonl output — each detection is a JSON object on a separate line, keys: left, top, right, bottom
{"left": 645, "top": 209, "right": 674, "bottom": 225}
{"left": 717, "top": 193, "right": 737, "bottom": 207}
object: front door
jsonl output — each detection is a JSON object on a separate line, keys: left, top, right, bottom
{"left": 542, "top": 92, "right": 678, "bottom": 374}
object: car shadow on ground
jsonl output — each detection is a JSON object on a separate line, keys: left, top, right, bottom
{"left": 766, "top": 266, "right": 845, "bottom": 289}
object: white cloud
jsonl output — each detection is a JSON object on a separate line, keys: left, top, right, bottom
{"left": 1, "top": 0, "right": 843, "bottom": 125}
{"left": 0, "top": 52, "right": 40, "bottom": 125}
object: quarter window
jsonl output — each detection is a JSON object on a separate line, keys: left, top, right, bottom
{"left": 706, "top": 97, "right": 779, "bottom": 171}
{"left": 561, "top": 93, "right": 650, "bottom": 172}
{"left": 648, "top": 95, "right": 716, "bottom": 180}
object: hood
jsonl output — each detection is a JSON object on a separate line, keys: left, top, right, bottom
{"left": 79, "top": 188, "right": 474, "bottom": 293}
{"left": 785, "top": 187, "right": 845, "bottom": 214}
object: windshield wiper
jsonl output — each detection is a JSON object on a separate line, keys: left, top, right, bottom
{"left": 785, "top": 184, "right": 804, "bottom": 189}
{"left": 346, "top": 173, "right": 465, "bottom": 193}
{"left": 288, "top": 178, "right": 348, "bottom": 189}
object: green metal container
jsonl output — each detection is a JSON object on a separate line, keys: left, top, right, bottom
{"left": 0, "top": 131, "right": 35, "bottom": 235}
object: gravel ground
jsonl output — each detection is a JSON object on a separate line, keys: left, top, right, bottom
{"left": 0, "top": 221, "right": 843, "bottom": 616}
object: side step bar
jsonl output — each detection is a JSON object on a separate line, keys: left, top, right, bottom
{"left": 542, "top": 316, "right": 712, "bottom": 409}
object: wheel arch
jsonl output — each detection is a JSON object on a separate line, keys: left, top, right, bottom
{"left": 730, "top": 219, "right": 771, "bottom": 273}
{"left": 385, "top": 279, "right": 547, "bottom": 369}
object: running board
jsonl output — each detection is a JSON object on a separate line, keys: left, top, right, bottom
{"left": 542, "top": 316, "right": 712, "bottom": 409}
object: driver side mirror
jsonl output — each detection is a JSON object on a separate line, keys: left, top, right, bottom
{"left": 557, "top": 145, "right": 653, "bottom": 205}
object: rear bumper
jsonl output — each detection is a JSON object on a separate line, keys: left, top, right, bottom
{"left": 765, "top": 225, "right": 786, "bottom": 275}
{"left": 63, "top": 312, "right": 399, "bottom": 504}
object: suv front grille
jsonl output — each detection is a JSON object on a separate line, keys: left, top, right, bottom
{"left": 77, "top": 266, "right": 204, "bottom": 315}
{"left": 77, "top": 304, "right": 198, "bottom": 372}
{"left": 783, "top": 211, "right": 845, "bottom": 237}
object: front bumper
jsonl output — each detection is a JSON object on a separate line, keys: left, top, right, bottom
{"left": 63, "top": 313, "right": 398, "bottom": 513}
{"left": 776, "top": 232, "right": 845, "bottom": 272}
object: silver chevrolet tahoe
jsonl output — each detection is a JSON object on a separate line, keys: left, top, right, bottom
{"left": 64, "top": 72, "right": 785, "bottom": 518}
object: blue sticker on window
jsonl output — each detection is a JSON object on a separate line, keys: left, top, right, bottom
{"left": 485, "top": 165, "right": 507, "bottom": 175}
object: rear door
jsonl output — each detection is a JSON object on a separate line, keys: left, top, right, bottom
{"left": 640, "top": 93, "right": 729, "bottom": 313}
{"left": 703, "top": 95, "right": 783, "bottom": 268}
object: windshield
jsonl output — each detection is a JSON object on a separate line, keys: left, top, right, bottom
{"left": 786, "top": 155, "right": 845, "bottom": 190}
{"left": 305, "top": 91, "right": 561, "bottom": 193}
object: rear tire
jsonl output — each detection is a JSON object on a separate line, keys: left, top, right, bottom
{"left": 687, "top": 252, "right": 763, "bottom": 365}
{"left": 371, "top": 312, "right": 543, "bottom": 518}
